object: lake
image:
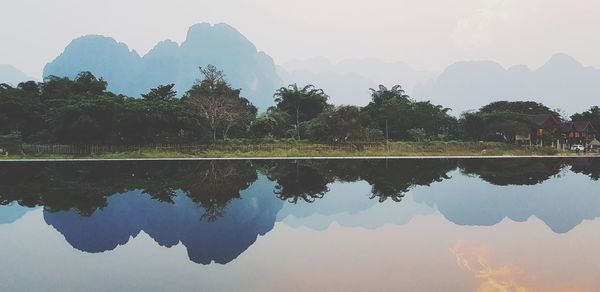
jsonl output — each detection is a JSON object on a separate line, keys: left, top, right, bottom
{"left": 1, "top": 158, "right": 600, "bottom": 291}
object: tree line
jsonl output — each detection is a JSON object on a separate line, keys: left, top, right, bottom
{"left": 1, "top": 65, "right": 599, "bottom": 145}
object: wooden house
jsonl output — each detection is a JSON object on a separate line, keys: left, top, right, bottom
{"left": 561, "top": 121, "right": 597, "bottom": 146}
{"left": 516, "top": 114, "right": 562, "bottom": 146}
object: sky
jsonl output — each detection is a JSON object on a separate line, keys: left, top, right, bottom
{"left": 2, "top": 0, "right": 600, "bottom": 78}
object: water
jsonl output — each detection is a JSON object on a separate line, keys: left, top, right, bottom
{"left": 1, "top": 158, "right": 599, "bottom": 291}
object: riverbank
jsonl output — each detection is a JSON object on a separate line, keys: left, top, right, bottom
{"left": 1, "top": 141, "right": 594, "bottom": 160}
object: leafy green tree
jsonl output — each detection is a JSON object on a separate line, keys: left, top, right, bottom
{"left": 407, "top": 128, "right": 427, "bottom": 142}
{"left": 480, "top": 101, "right": 559, "bottom": 116}
{"left": 308, "top": 105, "right": 371, "bottom": 142}
{"left": 250, "top": 109, "right": 291, "bottom": 138}
{"left": 142, "top": 84, "right": 178, "bottom": 101}
{"left": 364, "top": 85, "right": 455, "bottom": 140}
{"left": 0, "top": 83, "right": 44, "bottom": 139}
{"left": 274, "top": 84, "right": 331, "bottom": 140}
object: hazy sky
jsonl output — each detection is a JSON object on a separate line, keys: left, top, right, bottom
{"left": 2, "top": 0, "right": 600, "bottom": 77}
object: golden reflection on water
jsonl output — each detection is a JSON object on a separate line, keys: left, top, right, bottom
{"left": 451, "top": 240, "right": 531, "bottom": 292}
{"left": 450, "top": 240, "right": 587, "bottom": 292}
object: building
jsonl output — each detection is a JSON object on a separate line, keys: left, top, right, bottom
{"left": 561, "top": 121, "right": 597, "bottom": 146}
{"left": 516, "top": 114, "right": 562, "bottom": 146}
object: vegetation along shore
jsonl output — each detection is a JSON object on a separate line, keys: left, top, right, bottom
{"left": 1, "top": 65, "right": 599, "bottom": 159}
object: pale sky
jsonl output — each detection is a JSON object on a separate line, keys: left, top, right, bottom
{"left": 2, "top": 0, "right": 600, "bottom": 78}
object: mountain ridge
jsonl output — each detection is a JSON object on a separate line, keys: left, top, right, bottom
{"left": 44, "top": 23, "right": 282, "bottom": 111}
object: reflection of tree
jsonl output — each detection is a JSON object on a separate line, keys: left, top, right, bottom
{"left": 460, "top": 159, "right": 566, "bottom": 186}
{"left": 361, "top": 159, "right": 457, "bottom": 202}
{"left": 180, "top": 161, "right": 257, "bottom": 222}
{"left": 569, "top": 158, "right": 600, "bottom": 181}
{"left": 263, "top": 161, "right": 332, "bottom": 203}
{"left": 259, "top": 159, "right": 457, "bottom": 204}
{"left": 0, "top": 161, "right": 257, "bottom": 218}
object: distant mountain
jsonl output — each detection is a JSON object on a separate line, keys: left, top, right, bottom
{"left": 44, "top": 23, "right": 282, "bottom": 111}
{"left": 279, "top": 57, "right": 434, "bottom": 106}
{"left": 415, "top": 53, "right": 600, "bottom": 115}
{"left": 0, "top": 64, "right": 34, "bottom": 86}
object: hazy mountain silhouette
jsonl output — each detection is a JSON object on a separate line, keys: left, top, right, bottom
{"left": 44, "top": 177, "right": 284, "bottom": 265}
{"left": 415, "top": 53, "right": 600, "bottom": 115}
{"left": 0, "top": 203, "right": 34, "bottom": 224}
{"left": 0, "top": 64, "right": 34, "bottom": 86}
{"left": 279, "top": 57, "right": 434, "bottom": 106}
{"left": 43, "top": 23, "right": 282, "bottom": 111}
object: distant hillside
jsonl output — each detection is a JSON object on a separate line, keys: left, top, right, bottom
{"left": 279, "top": 57, "right": 434, "bottom": 106}
{"left": 414, "top": 53, "right": 600, "bottom": 115}
{"left": 44, "top": 23, "right": 282, "bottom": 111}
{"left": 0, "top": 64, "right": 34, "bottom": 86}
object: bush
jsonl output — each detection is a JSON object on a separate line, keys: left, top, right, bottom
{"left": 0, "top": 132, "right": 24, "bottom": 155}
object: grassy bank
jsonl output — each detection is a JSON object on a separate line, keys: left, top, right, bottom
{"left": 0, "top": 141, "right": 579, "bottom": 160}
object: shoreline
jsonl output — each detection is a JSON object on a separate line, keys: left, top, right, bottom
{"left": 1, "top": 154, "right": 599, "bottom": 162}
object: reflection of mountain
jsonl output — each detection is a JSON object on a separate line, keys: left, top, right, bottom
{"left": 414, "top": 169, "right": 600, "bottom": 233}
{"left": 278, "top": 181, "right": 435, "bottom": 231}
{"left": 44, "top": 23, "right": 281, "bottom": 111}
{"left": 0, "top": 203, "right": 34, "bottom": 224}
{"left": 2, "top": 157, "right": 600, "bottom": 263}
{"left": 460, "top": 158, "right": 566, "bottom": 186}
{"left": 45, "top": 176, "right": 283, "bottom": 264}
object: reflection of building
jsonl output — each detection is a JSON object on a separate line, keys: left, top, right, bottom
{"left": 516, "top": 114, "right": 561, "bottom": 146}
{"left": 561, "top": 121, "right": 597, "bottom": 146}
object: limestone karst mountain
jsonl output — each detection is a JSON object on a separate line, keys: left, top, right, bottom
{"left": 44, "top": 23, "right": 282, "bottom": 111}
{"left": 414, "top": 53, "right": 600, "bottom": 115}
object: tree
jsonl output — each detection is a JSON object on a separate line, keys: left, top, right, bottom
{"left": 274, "top": 84, "right": 331, "bottom": 140}
{"left": 184, "top": 65, "right": 255, "bottom": 143}
{"left": 250, "top": 108, "right": 291, "bottom": 138}
{"left": 142, "top": 84, "right": 177, "bottom": 101}
{"left": 364, "top": 84, "right": 455, "bottom": 140}
{"left": 480, "top": 101, "right": 559, "bottom": 116}
{"left": 368, "top": 85, "right": 410, "bottom": 106}
{"left": 460, "top": 111, "right": 533, "bottom": 142}
{"left": 308, "top": 106, "right": 372, "bottom": 142}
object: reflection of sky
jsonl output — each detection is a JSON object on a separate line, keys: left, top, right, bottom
{"left": 2, "top": 167, "right": 600, "bottom": 291}
{"left": 412, "top": 169, "right": 600, "bottom": 233}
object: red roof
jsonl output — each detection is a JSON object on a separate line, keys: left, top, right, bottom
{"left": 561, "top": 121, "right": 597, "bottom": 133}
{"left": 528, "top": 114, "right": 561, "bottom": 127}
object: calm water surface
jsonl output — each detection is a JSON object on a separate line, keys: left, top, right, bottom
{"left": 1, "top": 158, "right": 600, "bottom": 291}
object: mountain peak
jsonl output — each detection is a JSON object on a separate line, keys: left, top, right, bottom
{"left": 0, "top": 64, "right": 35, "bottom": 85}
{"left": 540, "top": 53, "right": 582, "bottom": 70}
{"left": 44, "top": 23, "right": 281, "bottom": 111}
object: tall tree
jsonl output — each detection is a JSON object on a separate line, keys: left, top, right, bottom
{"left": 142, "top": 84, "right": 177, "bottom": 101}
{"left": 274, "top": 84, "right": 331, "bottom": 140}
{"left": 184, "top": 65, "right": 255, "bottom": 143}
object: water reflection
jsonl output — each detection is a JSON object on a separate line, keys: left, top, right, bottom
{"left": 1, "top": 158, "right": 600, "bottom": 266}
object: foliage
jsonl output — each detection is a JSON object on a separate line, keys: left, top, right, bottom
{"left": 307, "top": 106, "right": 373, "bottom": 142}
{"left": 185, "top": 65, "right": 257, "bottom": 143}
{"left": 364, "top": 85, "right": 457, "bottom": 140}
{"left": 142, "top": 84, "right": 177, "bottom": 101}
{"left": 273, "top": 84, "right": 332, "bottom": 139}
